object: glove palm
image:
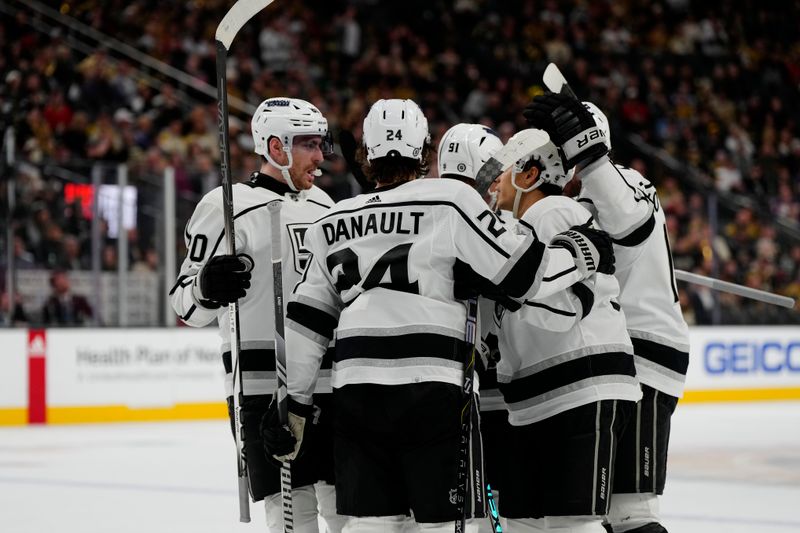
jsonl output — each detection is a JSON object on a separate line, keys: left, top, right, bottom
{"left": 523, "top": 93, "right": 609, "bottom": 170}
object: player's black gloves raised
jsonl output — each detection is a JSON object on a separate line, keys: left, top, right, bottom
{"left": 260, "top": 397, "right": 313, "bottom": 462}
{"left": 550, "top": 224, "right": 615, "bottom": 278}
{"left": 196, "top": 254, "right": 252, "bottom": 306}
{"left": 522, "top": 93, "right": 609, "bottom": 170}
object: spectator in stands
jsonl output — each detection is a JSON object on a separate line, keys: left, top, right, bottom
{"left": 0, "top": 289, "right": 29, "bottom": 326}
{"left": 11, "top": 236, "right": 37, "bottom": 270}
{"left": 2, "top": 0, "right": 798, "bottom": 325}
{"left": 131, "top": 247, "right": 158, "bottom": 273}
{"left": 40, "top": 269, "right": 94, "bottom": 326}
{"left": 59, "top": 234, "right": 86, "bottom": 270}
{"left": 101, "top": 244, "right": 118, "bottom": 272}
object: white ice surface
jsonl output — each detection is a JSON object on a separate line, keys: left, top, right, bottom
{"left": 1, "top": 401, "right": 798, "bottom": 532}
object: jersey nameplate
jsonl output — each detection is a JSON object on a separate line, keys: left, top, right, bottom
{"left": 322, "top": 211, "right": 425, "bottom": 245}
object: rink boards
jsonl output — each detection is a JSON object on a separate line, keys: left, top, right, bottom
{"left": 0, "top": 326, "right": 799, "bottom": 425}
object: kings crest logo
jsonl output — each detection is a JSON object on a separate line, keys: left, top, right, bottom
{"left": 448, "top": 488, "right": 458, "bottom": 505}
{"left": 287, "top": 223, "right": 312, "bottom": 274}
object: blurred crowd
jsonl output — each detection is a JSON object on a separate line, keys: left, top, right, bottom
{"left": 1, "top": 0, "right": 798, "bottom": 325}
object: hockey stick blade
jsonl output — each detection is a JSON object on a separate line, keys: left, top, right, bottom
{"left": 542, "top": 63, "right": 577, "bottom": 99}
{"left": 216, "top": 0, "right": 274, "bottom": 50}
{"left": 675, "top": 270, "right": 796, "bottom": 309}
{"left": 474, "top": 129, "right": 551, "bottom": 196}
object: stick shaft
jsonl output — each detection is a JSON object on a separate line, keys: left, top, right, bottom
{"left": 268, "top": 201, "right": 294, "bottom": 533}
{"left": 455, "top": 297, "right": 480, "bottom": 533}
{"left": 486, "top": 484, "right": 503, "bottom": 532}
{"left": 215, "top": 39, "right": 251, "bottom": 524}
{"left": 675, "top": 270, "right": 795, "bottom": 309}
{"left": 214, "top": 0, "right": 278, "bottom": 525}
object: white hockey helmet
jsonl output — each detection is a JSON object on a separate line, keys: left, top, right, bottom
{"left": 437, "top": 123, "right": 503, "bottom": 180}
{"left": 362, "top": 99, "right": 430, "bottom": 161}
{"left": 251, "top": 97, "right": 332, "bottom": 190}
{"left": 582, "top": 101, "right": 611, "bottom": 150}
{"left": 504, "top": 128, "right": 574, "bottom": 218}
{"left": 508, "top": 129, "right": 572, "bottom": 191}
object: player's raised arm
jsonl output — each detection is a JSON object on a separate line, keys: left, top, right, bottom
{"left": 576, "top": 102, "right": 656, "bottom": 246}
{"left": 450, "top": 141, "right": 614, "bottom": 301}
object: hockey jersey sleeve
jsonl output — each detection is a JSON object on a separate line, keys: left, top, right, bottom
{"left": 169, "top": 194, "right": 232, "bottom": 327}
{"left": 450, "top": 185, "right": 583, "bottom": 301}
{"left": 285, "top": 228, "right": 342, "bottom": 405}
{"left": 579, "top": 157, "right": 656, "bottom": 248}
{"left": 513, "top": 199, "right": 593, "bottom": 330}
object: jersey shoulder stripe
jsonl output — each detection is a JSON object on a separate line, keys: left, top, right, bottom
{"left": 307, "top": 198, "right": 332, "bottom": 209}
{"left": 206, "top": 199, "right": 285, "bottom": 258}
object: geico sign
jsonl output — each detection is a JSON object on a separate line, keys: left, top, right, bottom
{"left": 704, "top": 341, "right": 800, "bottom": 374}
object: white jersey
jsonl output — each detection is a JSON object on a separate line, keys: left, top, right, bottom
{"left": 170, "top": 173, "right": 333, "bottom": 398}
{"left": 285, "top": 178, "right": 587, "bottom": 405}
{"left": 578, "top": 158, "right": 690, "bottom": 397}
{"left": 496, "top": 196, "right": 641, "bottom": 426}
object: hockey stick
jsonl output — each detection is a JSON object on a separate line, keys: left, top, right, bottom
{"left": 268, "top": 200, "right": 294, "bottom": 532}
{"left": 675, "top": 270, "right": 795, "bottom": 308}
{"left": 542, "top": 62, "right": 578, "bottom": 99}
{"left": 542, "top": 63, "right": 797, "bottom": 311}
{"left": 215, "top": 0, "right": 275, "bottom": 523}
{"left": 486, "top": 483, "right": 502, "bottom": 532}
{"left": 455, "top": 297, "right": 481, "bottom": 533}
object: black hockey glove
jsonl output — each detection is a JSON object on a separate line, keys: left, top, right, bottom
{"left": 453, "top": 260, "right": 522, "bottom": 312}
{"left": 522, "top": 93, "right": 609, "bottom": 170}
{"left": 197, "top": 254, "right": 252, "bottom": 306}
{"left": 260, "top": 397, "right": 313, "bottom": 462}
{"left": 339, "top": 129, "right": 371, "bottom": 191}
{"left": 550, "top": 224, "right": 615, "bottom": 278}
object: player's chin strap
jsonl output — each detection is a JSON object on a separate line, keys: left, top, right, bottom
{"left": 511, "top": 158, "right": 543, "bottom": 219}
{"left": 265, "top": 134, "right": 299, "bottom": 192}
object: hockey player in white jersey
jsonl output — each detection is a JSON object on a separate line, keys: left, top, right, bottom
{"left": 438, "top": 123, "right": 508, "bottom": 533}
{"left": 262, "top": 99, "right": 617, "bottom": 532}
{"left": 525, "top": 94, "right": 690, "bottom": 533}
{"left": 170, "top": 97, "right": 345, "bottom": 533}
{"left": 490, "top": 127, "right": 642, "bottom": 533}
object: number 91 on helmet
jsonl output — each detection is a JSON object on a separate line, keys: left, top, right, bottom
{"left": 437, "top": 123, "right": 503, "bottom": 181}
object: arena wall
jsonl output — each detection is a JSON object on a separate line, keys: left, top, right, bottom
{"left": 1, "top": 326, "right": 798, "bottom": 425}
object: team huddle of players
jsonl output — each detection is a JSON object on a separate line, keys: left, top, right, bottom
{"left": 171, "top": 90, "right": 689, "bottom": 533}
